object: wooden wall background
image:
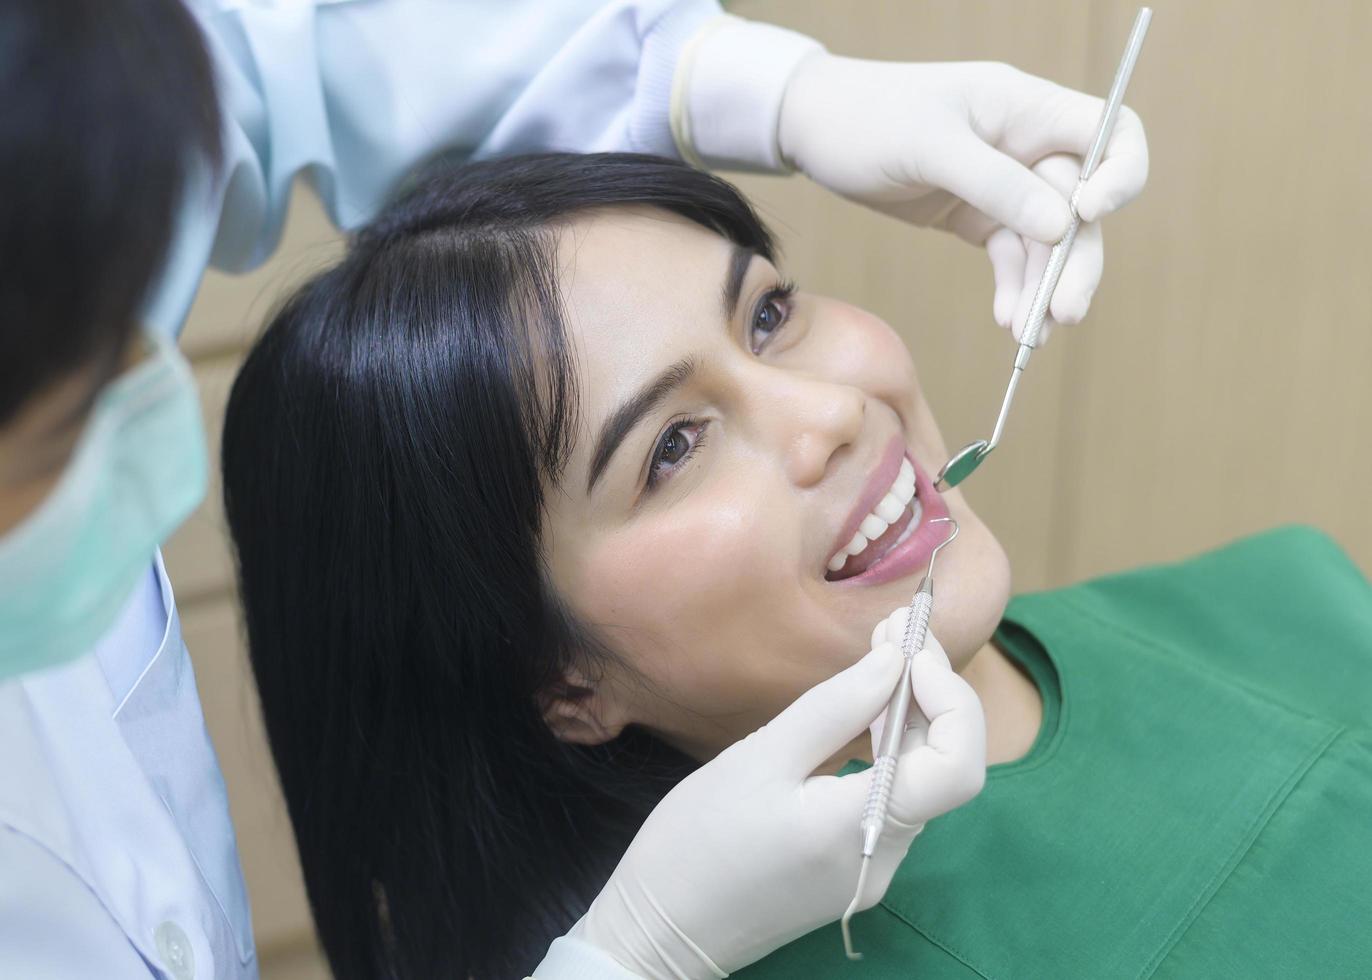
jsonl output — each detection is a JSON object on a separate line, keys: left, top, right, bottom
{"left": 165, "top": 2, "right": 1372, "bottom": 973}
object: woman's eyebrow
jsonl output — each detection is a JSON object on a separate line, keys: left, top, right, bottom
{"left": 586, "top": 355, "right": 698, "bottom": 494}
{"left": 722, "top": 244, "right": 755, "bottom": 320}
{"left": 584, "top": 243, "right": 754, "bottom": 496}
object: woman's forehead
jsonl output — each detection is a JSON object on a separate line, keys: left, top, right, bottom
{"left": 554, "top": 207, "right": 742, "bottom": 403}
{"left": 556, "top": 207, "right": 735, "bottom": 317}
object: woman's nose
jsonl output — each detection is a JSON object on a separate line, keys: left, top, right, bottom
{"left": 752, "top": 374, "right": 865, "bottom": 488}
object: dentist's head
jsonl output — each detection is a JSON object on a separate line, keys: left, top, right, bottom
{"left": 0, "top": 0, "right": 222, "bottom": 677}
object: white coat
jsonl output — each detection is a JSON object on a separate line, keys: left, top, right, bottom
{"left": 0, "top": 1, "right": 731, "bottom": 976}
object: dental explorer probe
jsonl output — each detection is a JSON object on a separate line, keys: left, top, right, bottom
{"left": 935, "top": 6, "right": 1153, "bottom": 492}
{"left": 841, "top": 517, "right": 959, "bottom": 960}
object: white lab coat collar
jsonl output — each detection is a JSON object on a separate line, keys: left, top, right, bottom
{"left": 0, "top": 554, "right": 256, "bottom": 977}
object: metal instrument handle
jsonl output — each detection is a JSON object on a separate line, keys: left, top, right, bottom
{"left": 861, "top": 587, "right": 934, "bottom": 854}
{"left": 1019, "top": 6, "right": 1151, "bottom": 352}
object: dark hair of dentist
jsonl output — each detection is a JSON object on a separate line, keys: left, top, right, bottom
{"left": 0, "top": 0, "right": 220, "bottom": 425}
{"left": 222, "top": 154, "right": 778, "bottom": 979}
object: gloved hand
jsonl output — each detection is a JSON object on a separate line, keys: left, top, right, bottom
{"left": 669, "top": 16, "right": 1147, "bottom": 343}
{"left": 778, "top": 55, "right": 1147, "bottom": 341}
{"left": 570, "top": 626, "right": 986, "bottom": 979}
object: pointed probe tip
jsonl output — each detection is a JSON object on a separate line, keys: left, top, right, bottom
{"left": 840, "top": 854, "right": 872, "bottom": 961}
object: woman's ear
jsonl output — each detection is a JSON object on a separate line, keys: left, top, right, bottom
{"left": 540, "top": 668, "right": 631, "bottom": 746}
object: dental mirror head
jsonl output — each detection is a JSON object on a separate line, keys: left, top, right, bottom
{"left": 935, "top": 440, "right": 990, "bottom": 491}
{"left": 934, "top": 6, "right": 1151, "bottom": 497}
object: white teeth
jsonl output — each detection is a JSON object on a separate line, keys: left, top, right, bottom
{"left": 892, "top": 496, "right": 925, "bottom": 548}
{"left": 894, "top": 460, "right": 916, "bottom": 502}
{"left": 826, "top": 456, "right": 926, "bottom": 575}
{"left": 874, "top": 492, "right": 904, "bottom": 523}
{"left": 893, "top": 477, "right": 916, "bottom": 506}
{"left": 859, "top": 514, "right": 889, "bottom": 539}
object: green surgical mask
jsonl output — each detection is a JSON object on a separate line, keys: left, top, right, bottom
{"left": 0, "top": 332, "right": 207, "bottom": 680}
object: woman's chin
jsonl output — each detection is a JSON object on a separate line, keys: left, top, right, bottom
{"left": 933, "top": 533, "right": 1012, "bottom": 672}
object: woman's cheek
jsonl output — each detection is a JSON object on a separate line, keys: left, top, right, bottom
{"left": 576, "top": 500, "right": 791, "bottom": 714}
{"left": 577, "top": 498, "right": 766, "bottom": 640}
{"left": 805, "top": 300, "right": 916, "bottom": 399}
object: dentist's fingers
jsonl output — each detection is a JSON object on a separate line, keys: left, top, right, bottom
{"left": 999, "top": 75, "right": 1147, "bottom": 224}
{"left": 1016, "top": 152, "right": 1106, "bottom": 332}
{"left": 887, "top": 645, "right": 987, "bottom": 827}
{"left": 868, "top": 613, "right": 941, "bottom": 758}
{"left": 941, "top": 199, "right": 998, "bottom": 249}
{"left": 895, "top": 631, "right": 949, "bottom": 749}
{"left": 868, "top": 693, "right": 931, "bottom": 760}
{"left": 986, "top": 226, "right": 1026, "bottom": 330}
{"left": 1010, "top": 219, "right": 1104, "bottom": 336}
{"left": 870, "top": 605, "right": 910, "bottom": 650}
{"left": 751, "top": 642, "right": 903, "bottom": 781}
{"left": 884, "top": 631, "right": 950, "bottom": 759}
{"left": 1074, "top": 106, "right": 1149, "bottom": 222}
{"left": 1010, "top": 238, "right": 1052, "bottom": 342}
{"left": 923, "top": 129, "right": 1071, "bottom": 245}
{"left": 1049, "top": 217, "right": 1103, "bottom": 326}
{"left": 868, "top": 607, "right": 908, "bottom": 757}
{"left": 1001, "top": 75, "right": 1111, "bottom": 162}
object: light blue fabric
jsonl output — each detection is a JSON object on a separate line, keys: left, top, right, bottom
{"left": 3, "top": 2, "right": 722, "bottom": 975}
{"left": 0, "top": 554, "right": 255, "bottom": 977}
{"left": 149, "top": 0, "right": 720, "bottom": 337}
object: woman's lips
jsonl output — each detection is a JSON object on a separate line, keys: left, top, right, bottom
{"left": 826, "top": 452, "right": 950, "bottom": 588}
{"left": 824, "top": 435, "right": 907, "bottom": 572}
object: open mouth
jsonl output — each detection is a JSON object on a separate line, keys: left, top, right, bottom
{"left": 825, "top": 456, "right": 922, "bottom": 582}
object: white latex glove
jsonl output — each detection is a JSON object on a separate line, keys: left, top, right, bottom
{"left": 569, "top": 630, "right": 985, "bottom": 979}
{"left": 778, "top": 55, "right": 1147, "bottom": 341}
{"left": 670, "top": 17, "right": 1146, "bottom": 342}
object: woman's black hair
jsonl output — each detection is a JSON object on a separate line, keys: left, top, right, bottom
{"left": 222, "top": 152, "right": 776, "bottom": 979}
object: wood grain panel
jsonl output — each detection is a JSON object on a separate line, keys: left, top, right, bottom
{"left": 162, "top": 356, "right": 240, "bottom": 601}
{"left": 180, "top": 182, "right": 343, "bottom": 359}
{"left": 178, "top": 598, "right": 314, "bottom": 952}
{"left": 1055, "top": 0, "right": 1372, "bottom": 582}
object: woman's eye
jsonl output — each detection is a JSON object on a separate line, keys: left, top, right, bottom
{"left": 647, "top": 418, "right": 708, "bottom": 490}
{"left": 750, "top": 282, "right": 796, "bottom": 353}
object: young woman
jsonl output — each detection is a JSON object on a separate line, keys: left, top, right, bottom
{"left": 222, "top": 153, "right": 1372, "bottom": 979}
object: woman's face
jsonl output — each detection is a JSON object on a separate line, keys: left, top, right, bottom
{"left": 544, "top": 207, "right": 1011, "bottom": 761}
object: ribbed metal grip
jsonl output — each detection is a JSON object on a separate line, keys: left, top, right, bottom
{"left": 1019, "top": 196, "right": 1082, "bottom": 351}
{"left": 859, "top": 754, "right": 898, "bottom": 856}
{"left": 900, "top": 590, "right": 933, "bottom": 660}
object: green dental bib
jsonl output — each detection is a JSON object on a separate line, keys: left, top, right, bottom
{"left": 736, "top": 526, "right": 1372, "bottom": 979}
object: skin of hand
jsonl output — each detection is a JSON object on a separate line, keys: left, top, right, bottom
{"left": 777, "top": 56, "right": 1149, "bottom": 340}
{"left": 571, "top": 629, "right": 985, "bottom": 980}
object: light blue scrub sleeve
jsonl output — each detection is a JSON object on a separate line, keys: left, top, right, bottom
{"left": 147, "top": 0, "right": 723, "bottom": 337}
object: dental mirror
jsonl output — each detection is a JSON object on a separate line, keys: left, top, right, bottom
{"left": 935, "top": 440, "right": 990, "bottom": 490}
{"left": 933, "top": 6, "right": 1152, "bottom": 494}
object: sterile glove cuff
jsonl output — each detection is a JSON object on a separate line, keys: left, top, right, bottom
{"left": 529, "top": 935, "right": 646, "bottom": 980}
{"left": 671, "top": 15, "right": 824, "bottom": 173}
{"left": 628, "top": 0, "right": 724, "bottom": 159}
